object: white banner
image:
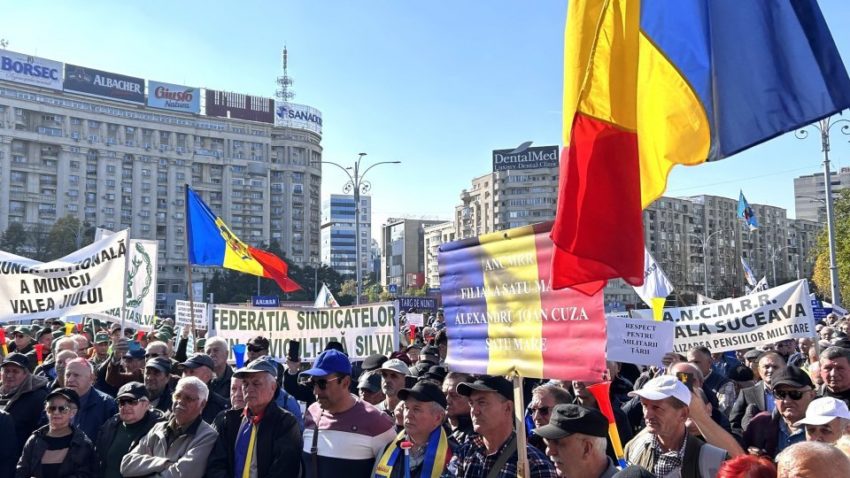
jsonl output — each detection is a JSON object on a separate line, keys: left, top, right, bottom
{"left": 0, "top": 231, "right": 129, "bottom": 322}
{"left": 175, "top": 300, "right": 208, "bottom": 330}
{"left": 91, "top": 229, "right": 158, "bottom": 331}
{"left": 211, "top": 302, "right": 397, "bottom": 361}
{"left": 406, "top": 313, "right": 425, "bottom": 327}
{"left": 606, "top": 317, "right": 675, "bottom": 366}
{"left": 632, "top": 280, "right": 815, "bottom": 354}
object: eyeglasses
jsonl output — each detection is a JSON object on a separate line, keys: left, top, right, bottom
{"left": 118, "top": 398, "right": 140, "bottom": 407}
{"left": 529, "top": 406, "right": 551, "bottom": 416}
{"left": 308, "top": 376, "right": 343, "bottom": 390}
{"left": 774, "top": 389, "right": 808, "bottom": 401}
{"left": 247, "top": 345, "right": 266, "bottom": 353}
{"left": 45, "top": 405, "right": 73, "bottom": 414}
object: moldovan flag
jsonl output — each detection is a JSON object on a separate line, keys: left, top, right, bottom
{"left": 185, "top": 185, "right": 301, "bottom": 292}
{"left": 552, "top": 0, "right": 850, "bottom": 294}
{"left": 633, "top": 248, "right": 674, "bottom": 322}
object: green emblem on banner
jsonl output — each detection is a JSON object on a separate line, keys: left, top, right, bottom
{"left": 126, "top": 242, "right": 152, "bottom": 308}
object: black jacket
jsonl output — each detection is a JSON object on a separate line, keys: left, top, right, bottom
{"left": 0, "top": 410, "right": 17, "bottom": 478}
{"left": 1, "top": 373, "right": 49, "bottom": 455}
{"left": 206, "top": 404, "right": 303, "bottom": 478}
{"left": 16, "top": 425, "right": 96, "bottom": 478}
{"left": 202, "top": 390, "right": 230, "bottom": 424}
{"left": 93, "top": 409, "right": 165, "bottom": 477}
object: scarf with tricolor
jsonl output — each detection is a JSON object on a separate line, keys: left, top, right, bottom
{"left": 374, "top": 426, "right": 451, "bottom": 478}
{"left": 234, "top": 408, "right": 265, "bottom": 478}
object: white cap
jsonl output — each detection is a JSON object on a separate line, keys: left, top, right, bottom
{"left": 627, "top": 375, "right": 691, "bottom": 406}
{"left": 794, "top": 397, "right": 850, "bottom": 427}
{"left": 379, "top": 358, "right": 410, "bottom": 376}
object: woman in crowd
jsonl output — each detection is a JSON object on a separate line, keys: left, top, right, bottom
{"left": 16, "top": 388, "right": 96, "bottom": 478}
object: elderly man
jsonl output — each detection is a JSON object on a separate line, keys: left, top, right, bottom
{"left": 776, "top": 441, "right": 850, "bottom": 477}
{"left": 358, "top": 371, "right": 386, "bottom": 405}
{"left": 743, "top": 365, "right": 816, "bottom": 459}
{"left": 178, "top": 353, "right": 229, "bottom": 423}
{"left": 572, "top": 380, "right": 633, "bottom": 461}
{"left": 451, "top": 375, "right": 557, "bottom": 477}
{"left": 793, "top": 396, "right": 850, "bottom": 444}
{"left": 65, "top": 357, "right": 117, "bottom": 441}
{"left": 206, "top": 356, "right": 302, "bottom": 478}
{"left": 443, "top": 372, "right": 474, "bottom": 444}
{"left": 0, "top": 353, "right": 49, "bottom": 454}
{"left": 144, "top": 356, "right": 175, "bottom": 413}
{"left": 34, "top": 335, "right": 78, "bottom": 381}
{"left": 10, "top": 327, "right": 34, "bottom": 355}
{"left": 789, "top": 338, "right": 813, "bottom": 368}
{"left": 730, "top": 351, "right": 786, "bottom": 433}
{"left": 528, "top": 383, "right": 573, "bottom": 453}
{"left": 89, "top": 331, "right": 111, "bottom": 366}
{"left": 820, "top": 346, "right": 850, "bottom": 406}
{"left": 624, "top": 375, "right": 732, "bottom": 478}
{"left": 379, "top": 358, "right": 411, "bottom": 418}
{"left": 95, "top": 382, "right": 166, "bottom": 477}
{"left": 302, "top": 349, "right": 396, "bottom": 478}
{"left": 688, "top": 346, "right": 736, "bottom": 415}
{"left": 204, "top": 337, "right": 234, "bottom": 401}
{"left": 533, "top": 404, "right": 616, "bottom": 478}
{"left": 121, "top": 376, "right": 218, "bottom": 478}
{"left": 373, "top": 381, "right": 454, "bottom": 478}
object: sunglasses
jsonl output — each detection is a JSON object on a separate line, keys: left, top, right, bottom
{"left": 529, "top": 406, "right": 551, "bottom": 416}
{"left": 145, "top": 353, "right": 163, "bottom": 359}
{"left": 118, "top": 398, "right": 140, "bottom": 407}
{"left": 45, "top": 405, "right": 73, "bottom": 414}
{"left": 774, "top": 389, "right": 808, "bottom": 401}
{"left": 308, "top": 376, "right": 343, "bottom": 390}
{"left": 247, "top": 345, "right": 267, "bottom": 353}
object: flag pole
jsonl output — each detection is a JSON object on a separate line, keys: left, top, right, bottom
{"left": 513, "top": 374, "right": 529, "bottom": 478}
{"left": 120, "top": 229, "right": 131, "bottom": 331}
{"left": 184, "top": 184, "right": 196, "bottom": 338}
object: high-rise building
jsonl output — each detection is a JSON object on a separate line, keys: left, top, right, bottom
{"left": 380, "top": 218, "right": 445, "bottom": 292}
{"left": 320, "top": 194, "right": 371, "bottom": 278}
{"left": 0, "top": 48, "right": 323, "bottom": 314}
{"left": 423, "top": 221, "right": 455, "bottom": 288}
{"left": 794, "top": 167, "right": 850, "bottom": 222}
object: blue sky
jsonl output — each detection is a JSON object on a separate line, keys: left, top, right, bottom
{"left": 2, "top": 1, "right": 849, "bottom": 240}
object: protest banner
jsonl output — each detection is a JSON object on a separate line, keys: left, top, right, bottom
{"left": 91, "top": 228, "right": 158, "bottom": 330}
{"left": 211, "top": 302, "right": 397, "bottom": 361}
{"left": 406, "top": 313, "right": 425, "bottom": 327}
{"left": 0, "top": 230, "right": 128, "bottom": 322}
{"left": 439, "top": 222, "right": 606, "bottom": 381}
{"left": 606, "top": 317, "right": 675, "bottom": 366}
{"left": 175, "top": 300, "right": 208, "bottom": 330}
{"left": 631, "top": 280, "right": 815, "bottom": 354}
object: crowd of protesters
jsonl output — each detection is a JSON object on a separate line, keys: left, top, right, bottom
{"left": 2, "top": 310, "right": 850, "bottom": 477}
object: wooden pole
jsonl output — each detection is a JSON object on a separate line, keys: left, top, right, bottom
{"left": 513, "top": 374, "right": 530, "bottom": 478}
{"left": 184, "top": 185, "right": 196, "bottom": 339}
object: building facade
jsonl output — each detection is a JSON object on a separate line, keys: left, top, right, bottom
{"left": 380, "top": 218, "right": 445, "bottom": 292}
{"left": 0, "top": 49, "right": 322, "bottom": 314}
{"left": 423, "top": 221, "right": 456, "bottom": 288}
{"left": 794, "top": 167, "right": 850, "bottom": 222}
{"left": 320, "top": 194, "right": 371, "bottom": 278}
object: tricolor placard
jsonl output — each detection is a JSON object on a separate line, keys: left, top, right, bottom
{"left": 439, "top": 222, "right": 606, "bottom": 381}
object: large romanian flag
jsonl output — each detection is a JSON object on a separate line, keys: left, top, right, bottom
{"left": 185, "top": 185, "right": 301, "bottom": 292}
{"left": 552, "top": 0, "right": 850, "bottom": 294}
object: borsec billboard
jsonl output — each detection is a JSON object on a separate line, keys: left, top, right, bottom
{"left": 64, "top": 64, "right": 145, "bottom": 104}
{"left": 0, "top": 49, "right": 63, "bottom": 90}
{"left": 275, "top": 101, "right": 322, "bottom": 134}
{"left": 492, "top": 145, "right": 559, "bottom": 172}
{"left": 147, "top": 80, "right": 200, "bottom": 114}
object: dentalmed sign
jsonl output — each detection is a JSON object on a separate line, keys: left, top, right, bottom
{"left": 0, "top": 50, "right": 62, "bottom": 90}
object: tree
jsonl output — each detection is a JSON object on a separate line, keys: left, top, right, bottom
{"left": 45, "top": 215, "right": 87, "bottom": 260}
{"left": 0, "top": 222, "right": 28, "bottom": 255}
{"left": 812, "top": 188, "right": 850, "bottom": 303}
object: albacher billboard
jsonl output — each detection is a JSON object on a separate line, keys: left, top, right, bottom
{"left": 147, "top": 80, "right": 200, "bottom": 114}
{"left": 0, "top": 49, "right": 63, "bottom": 90}
{"left": 492, "top": 145, "right": 559, "bottom": 172}
{"left": 64, "top": 64, "right": 145, "bottom": 104}
{"left": 275, "top": 101, "right": 322, "bottom": 135}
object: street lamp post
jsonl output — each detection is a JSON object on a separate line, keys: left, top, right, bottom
{"left": 769, "top": 245, "right": 788, "bottom": 287}
{"left": 796, "top": 116, "right": 849, "bottom": 307}
{"left": 312, "top": 154, "right": 400, "bottom": 305}
{"left": 690, "top": 230, "right": 725, "bottom": 298}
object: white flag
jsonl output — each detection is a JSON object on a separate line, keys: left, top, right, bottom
{"left": 633, "top": 248, "right": 674, "bottom": 307}
{"left": 313, "top": 283, "right": 339, "bottom": 308}
{"left": 696, "top": 293, "right": 717, "bottom": 305}
{"left": 741, "top": 257, "right": 758, "bottom": 287}
{"left": 754, "top": 276, "right": 769, "bottom": 292}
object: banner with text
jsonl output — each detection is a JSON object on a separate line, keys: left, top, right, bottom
{"left": 0, "top": 231, "right": 128, "bottom": 322}
{"left": 175, "top": 300, "right": 208, "bottom": 330}
{"left": 211, "top": 302, "right": 397, "bottom": 361}
{"left": 606, "top": 317, "right": 675, "bottom": 366}
{"left": 631, "top": 280, "right": 815, "bottom": 354}
{"left": 439, "top": 221, "right": 606, "bottom": 381}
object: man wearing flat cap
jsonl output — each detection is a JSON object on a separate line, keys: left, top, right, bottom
{"left": 533, "top": 403, "right": 616, "bottom": 478}
{"left": 374, "top": 381, "right": 455, "bottom": 478}
{"left": 450, "top": 375, "right": 556, "bottom": 478}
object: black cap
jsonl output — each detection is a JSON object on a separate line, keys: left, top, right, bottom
{"left": 116, "top": 382, "right": 148, "bottom": 400}
{"left": 833, "top": 338, "right": 850, "bottom": 349}
{"left": 409, "top": 362, "right": 430, "bottom": 378}
{"left": 771, "top": 365, "right": 814, "bottom": 389}
{"left": 362, "top": 354, "right": 389, "bottom": 371}
{"left": 728, "top": 364, "right": 755, "bottom": 382}
{"left": 178, "top": 353, "right": 214, "bottom": 371}
{"left": 423, "top": 365, "right": 448, "bottom": 383}
{"left": 420, "top": 345, "right": 440, "bottom": 364}
{"left": 533, "top": 404, "right": 608, "bottom": 439}
{"left": 457, "top": 375, "right": 513, "bottom": 402}
{"left": 1, "top": 353, "right": 30, "bottom": 370}
{"left": 46, "top": 387, "right": 81, "bottom": 409}
{"left": 611, "top": 465, "right": 658, "bottom": 478}
{"left": 145, "top": 356, "right": 172, "bottom": 374}
{"left": 247, "top": 336, "right": 270, "bottom": 351}
{"left": 124, "top": 348, "right": 146, "bottom": 360}
{"left": 324, "top": 341, "right": 344, "bottom": 353}
{"left": 398, "top": 381, "right": 448, "bottom": 408}
{"left": 36, "top": 327, "right": 53, "bottom": 340}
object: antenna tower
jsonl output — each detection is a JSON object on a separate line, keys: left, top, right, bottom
{"left": 276, "top": 46, "right": 295, "bottom": 102}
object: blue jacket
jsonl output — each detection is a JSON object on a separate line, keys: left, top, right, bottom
{"left": 274, "top": 387, "right": 304, "bottom": 431}
{"left": 73, "top": 387, "right": 118, "bottom": 442}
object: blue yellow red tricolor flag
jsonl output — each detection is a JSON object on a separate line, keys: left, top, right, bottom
{"left": 438, "top": 222, "right": 606, "bottom": 381}
{"left": 185, "top": 185, "right": 301, "bottom": 292}
{"left": 552, "top": 0, "right": 850, "bottom": 294}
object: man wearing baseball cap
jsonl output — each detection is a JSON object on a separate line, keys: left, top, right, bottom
{"left": 205, "top": 356, "right": 302, "bottom": 478}
{"left": 374, "top": 381, "right": 454, "bottom": 478}
{"left": 95, "top": 382, "right": 165, "bottom": 477}
{"left": 0, "top": 352, "right": 49, "bottom": 455}
{"left": 451, "top": 375, "right": 556, "bottom": 477}
{"left": 624, "top": 375, "right": 729, "bottom": 478}
{"left": 300, "top": 349, "right": 395, "bottom": 478}
{"left": 178, "top": 353, "right": 229, "bottom": 423}
{"left": 533, "top": 403, "right": 616, "bottom": 478}
{"left": 378, "top": 358, "right": 411, "bottom": 418}
{"left": 357, "top": 371, "right": 386, "bottom": 405}
{"left": 794, "top": 396, "right": 850, "bottom": 444}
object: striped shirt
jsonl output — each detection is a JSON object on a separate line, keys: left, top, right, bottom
{"left": 303, "top": 397, "right": 396, "bottom": 478}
